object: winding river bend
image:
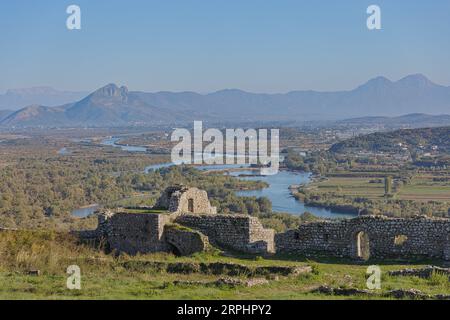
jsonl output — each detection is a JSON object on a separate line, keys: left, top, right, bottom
{"left": 77, "top": 137, "right": 356, "bottom": 219}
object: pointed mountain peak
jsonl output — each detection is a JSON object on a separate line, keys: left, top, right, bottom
{"left": 396, "top": 74, "right": 433, "bottom": 87}
{"left": 92, "top": 83, "right": 129, "bottom": 98}
{"left": 355, "top": 76, "right": 392, "bottom": 91}
{"left": 366, "top": 76, "right": 392, "bottom": 85}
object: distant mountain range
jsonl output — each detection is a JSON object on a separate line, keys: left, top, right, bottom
{"left": 0, "top": 84, "right": 190, "bottom": 127}
{"left": 0, "top": 87, "right": 87, "bottom": 110}
{"left": 338, "top": 113, "right": 450, "bottom": 128}
{"left": 1, "top": 74, "right": 450, "bottom": 127}
{"left": 0, "top": 110, "right": 12, "bottom": 122}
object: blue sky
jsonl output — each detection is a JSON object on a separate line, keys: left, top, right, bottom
{"left": 1, "top": 0, "right": 449, "bottom": 93}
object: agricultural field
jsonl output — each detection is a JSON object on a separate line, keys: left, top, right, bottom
{"left": 298, "top": 169, "right": 450, "bottom": 217}
{"left": 309, "top": 172, "right": 450, "bottom": 202}
{"left": 398, "top": 174, "right": 450, "bottom": 201}
{"left": 312, "top": 177, "right": 385, "bottom": 199}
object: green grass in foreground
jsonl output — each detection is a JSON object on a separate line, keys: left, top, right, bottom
{"left": 1, "top": 260, "right": 449, "bottom": 300}
{"left": 0, "top": 230, "right": 449, "bottom": 300}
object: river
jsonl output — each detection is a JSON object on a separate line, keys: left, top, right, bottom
{"left": 72, "top": 136, "right": 356, "bottom": 219}
{"left": 147, "top": 163, "right": 356, "bottom": 219}
{"left": 101, "top": 137, "right": 147, "bottom": 152}
{"left": 72, "top": 205, "right": 101, "bottom": 218}
{"left": 233, "top": 170, "right": 355, "bottom": 218}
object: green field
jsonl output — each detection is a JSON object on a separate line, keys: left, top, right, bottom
{"left": 2, "top": 261, "right": 449, "bottom": 300}
{"left": 314, "top": 177, "right": 385, "bottom": 199}
{"left": 398, "top": 174, "right": 450, "bottom": 201}
{"left": 298, "top": 170, "right": 450, "bottom": 217}
{"left": 311, "top": 173, "right": 450, "bottom": 202}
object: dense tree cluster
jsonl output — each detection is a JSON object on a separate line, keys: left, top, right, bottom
{"left": 330, "top": 126, "right": 450, "bottom": 154}
{"left": 284, "top": 150, "right": 336, "bottom": 175}
{"left": 294, "top": 189, "right": 449, "bottom": 218}
{"left": 0, "top": 154, "right": 272, "bottom": 229}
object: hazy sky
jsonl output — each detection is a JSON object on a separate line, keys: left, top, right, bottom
{"left": 1, "top": 0, "right": 449, "bottom": 93}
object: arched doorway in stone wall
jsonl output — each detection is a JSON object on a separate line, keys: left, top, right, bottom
{"left": 356, "top": 231, "right": 370, "bottom": 261}
{"left": 188, "top": 198, "right": 194, "bottom": 213}
{"left": 167, "top": 242, "right": 182, "bottom": 256}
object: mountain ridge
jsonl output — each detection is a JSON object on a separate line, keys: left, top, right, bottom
{"left": 0, "top": 87, "right": 88, "bottom": 110}
{"left": 1, "top": 74, "right": 450, "bottom": 127}
{"left": 338, "top": 113, "right": 450, "bottom": 128}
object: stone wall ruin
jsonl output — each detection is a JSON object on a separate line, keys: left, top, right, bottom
{"left": 275, "top": 215, "right": 450, "bottom": 261}
{"left": 175, "top": 214, "right": 275, "bottom": 254}
{"left": 155, "top": 185, "right": 217, "bottom": 214}
{"left": 80, "top": 186, "right": 450, "bottom": 261}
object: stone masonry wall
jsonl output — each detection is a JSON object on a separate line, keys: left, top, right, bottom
{"left": 171, "top": 188, "right": 217, "bottom": 214}
{"left": 79, "top": 184, "right": 450, "bottom": 261}
{"left": 104, "top": 213, "right": 172, "bottom": 255}
{"left": 444, "top": 233, "right": 450, "bottom": 261}
{"left": 175, "top": 214, "right": 275, "bottom": 254}
{"left": 275, "top": 215, "right": 450, "bottom": 260}
{"left": 155, "top": 186, "right": 179, "bottom": 209}
{"left": 164, "top": 225, "right": 210, "bottom": 256}
{"left": 156, "top": 186, "right": 217, "bottom": 214}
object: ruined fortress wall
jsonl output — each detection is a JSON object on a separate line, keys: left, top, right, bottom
{"left": 155, "top": 186, "right": 216, "bottom": 214}
{"left": 175, "top": 214, "right": 274, "bottom": 254}
{"left": 155, "top": 186, "right": 176, "bottom": 209}
{"left": 445, "top": 234, "right": 450, "bottom": 261}
{"left": 171, "top": 188, "right": 217, "bottom": 214}
{"left": 276, "top": 216, "right": 450, "bottom": 260}
{"left": 275, "top": 221, "right": 358, "bottom": 258}
{"left": 249, "top": 217, "right": 275, "bottom": 253}
{"left": 164, "top": 226, "right": 210, "bottom": 256}
{"left": 106, "top": 213, "right": 171, "bottom": 254}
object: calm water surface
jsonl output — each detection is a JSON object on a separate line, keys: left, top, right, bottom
{"left": 146, "top": 163, "right": 355, "bottom": 219}
{"left": 76, "top": 138, "right": 356, "bottom": 219}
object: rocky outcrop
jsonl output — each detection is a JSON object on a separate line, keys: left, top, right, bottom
{"left": 388, "top": 266, "right": 450, "bottom": 279}
{"left": 122, "top": 260, "right": 311, "bottom": 277}
{"left": 314, "top": 286, "right": 374, "bottom": 296}
{"left": 313, "top": 286, "right": 450, "bottom": 300}
{"left": 173, "top": 277, "right": 269, "bottom": 288}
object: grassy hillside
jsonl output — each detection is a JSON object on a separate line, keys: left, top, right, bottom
{"left": 0, "top": 230, "right": 448, "bottom": 300}
{"left": 331, "top": 126, "right": 450, "bottom": 154}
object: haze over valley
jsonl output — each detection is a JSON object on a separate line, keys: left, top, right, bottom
{"left": 1, "top": 74, "right": 450, "bottom": 128}
{"left": 2, "top": 1, "right": 450, "bottom": 301}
